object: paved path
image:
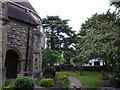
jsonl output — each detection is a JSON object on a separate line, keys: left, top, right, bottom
{"left": 68, "top": 77, "right": 83, "bottom": 89}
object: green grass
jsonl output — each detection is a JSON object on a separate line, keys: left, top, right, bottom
{"left": 67, "top": 71, "right": 107, "bottom": 88}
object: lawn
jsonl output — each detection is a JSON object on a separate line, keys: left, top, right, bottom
{"left": 67, "top": 71, "right": 107, "bottom": 88}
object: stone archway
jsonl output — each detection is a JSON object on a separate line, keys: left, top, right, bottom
{"left": 5, "top": 48, "right": 22, "bottom": 79}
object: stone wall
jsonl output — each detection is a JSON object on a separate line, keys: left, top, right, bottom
{"left": 32, "top": 29, "right": 42, "bottom": 79}
{"left": 0, "top": 1, "right": 3, "bottom": 68}
{"left": 7, "top": 18, "right": 43, "bottom": 78}
{"left": 0, "top": 1, "right": 43, "bottom": 84}
{"left": 7, "top": 18, "right": 34, "bottom": 74}
{"left": 0, "top": 1, "right": 3, "bottom": 86}
{"left": 0, "top": 0, "right": 8, "bottom": 86}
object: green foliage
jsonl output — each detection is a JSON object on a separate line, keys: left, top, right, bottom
{"left": 42, "top": 48, "right": 62, "bottom": 66}
{"left": 42, "top": 48, "right": 76, "bottom": 67}
{"left": 77, "top": 11, "right": 120, "bottom": 87}
{"left": 56, "top": 72, "right": 69, "bottom": 77}
{"left": 55, "top": 64, "right": 73, "bottom": 71}
{"left": 63, "top": 49, "right": 76, "bottom": 64}
{"left": 113, "top": 60, "right": 120, "bottom": 81}
{"left": 0, "top": 85, "right": 2, "bottom": 90}
{"left": 42, "top": 16, "right": 77, "bottom": 66}
{"left": 102, "top": 71, "right": 109, "bottom": 80}
{"left": 56, "top": 72, "right": 69, "bottom": 87}
{"left": 110, "top": 0, "right": 120, "bottom": 8}
{"left": 78, "top": 11, "right": 120, "bottom": 68}
{"left": 15, "top": 76, "right": 34, "bottom": 88}
{"left": 43, "top": 66, "right": 56, "bottom": 78}
{"left": 2, "top": 85, "right": 15, "bottom": 90}
{"left": 42, "top": 16, "right": 75, "bottom": 50}
{"left": 76, "top": 62, "right": 83, "bottom": 76}
{"left": 57, "top": 75, "right": 69, "bottom": 87}
{"left": 39, "top": 78, "right": 54, "bottom": 87}
{"left": 68, "top": 71, "right": 106, "bottom": 88}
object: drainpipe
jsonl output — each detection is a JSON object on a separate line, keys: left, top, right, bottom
{"left": 24, "top": 10, "right": 31, "bottom": 76}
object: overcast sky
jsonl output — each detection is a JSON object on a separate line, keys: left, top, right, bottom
{"left": 28, "top": 0, "right": 115, "bottom": 31}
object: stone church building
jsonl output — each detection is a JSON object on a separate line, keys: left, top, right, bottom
{"left": 0, "top": 0, "right": 44, "bottom": 85}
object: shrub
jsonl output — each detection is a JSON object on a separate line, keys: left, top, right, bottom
{"left": 58, "top": 75, "right": 69, "bottom": 87}
{"left": 2, "top": 85, "right": 15, "bottom": 90}
{"left": 60, "top": 64, "right": 73, "bottom": 71}
{"left": 15, "top": 76, "right": 34, "bottom": 89}
{"left": 56, "top": 72, "right": 69, "bottom": 87}
{"left": 54, "top": 65, "right": 61, "bottom": 71}
{"left": 43, "top": 66, "right": 56, "bottom": 78}
{"left": 56, "top": 72, "right": 69, "bottom": 77}
{"left": 39, "top": 78, "right": 54, "bottom": 87}
{"left": 102, "top": 71, "right": 109, "bottom": 80}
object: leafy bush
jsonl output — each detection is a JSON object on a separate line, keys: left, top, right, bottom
{"left": 58, "top": 75, "right": 69, "bottom": 87}
{"left": 43, "top": 66, "right": 56, "bottom": 78}
{"left": 102, "top": 72, "right": 109, "bottom": 80}
{"left": 55, "top": 64, "right": 74, "bottom": 71}
{"left": 56, "top": 72, "right": 69, "bottom": 77}
{"left": 2, "top": 85, "right": 15, "bottom": 90}
{"left": 56, "top": 72, "right": 69, "bottom": 87}
{"left": 54, "top": 65, "right": 61, "bottom": 71}
{"left": 39, "top": 78, "right": 54, "bottom": 87}
{"left": 15, "top": 76, "right": 34, "bottom": 89}
{"left": 60, "top": 64, "right": 73, "bottom": 71}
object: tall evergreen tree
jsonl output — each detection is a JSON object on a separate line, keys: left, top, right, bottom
{"left": 42, "top": 16, "right": 75, "bottom": 50}
{"left": 110, "top": 0, "right": 120, "bottom": 8}
{"left": 42, "top": 16, "right": 77, "bottom": 66}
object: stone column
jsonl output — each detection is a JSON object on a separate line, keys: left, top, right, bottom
{"left": 0, "top": 0, "right": 4, "bottom": 86}
{"left": 0, "top": 0, "right": 8, "bottom": 86}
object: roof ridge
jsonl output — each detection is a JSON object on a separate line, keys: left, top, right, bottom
{"left": 7, "top": 0, "right": 41, "bottom": 19}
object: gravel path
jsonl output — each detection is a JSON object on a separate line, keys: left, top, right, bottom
{"left": 68, "top": 77, "right": 83, "bottom": 89}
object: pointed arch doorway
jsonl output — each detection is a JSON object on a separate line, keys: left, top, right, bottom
{"left": 5, "top": 48, "right": 22, "bottom": 79}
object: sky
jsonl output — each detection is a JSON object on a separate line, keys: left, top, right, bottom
{"left": 28, "top": 0, "right": 115, "bottom": 31}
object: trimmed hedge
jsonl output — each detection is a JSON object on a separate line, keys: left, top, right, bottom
{"left": 15, "top": 76, "right": 34, "bottom": 89}
{"left": 43, "top": 66, "right": 56, "bottom": 78}
{"left": 55, "top": 65, "right": 109, "bottom": 72}
{"left": 39, "top": 78, "right": 54, "bottom": 87}
{"left": 82, "top": 66, "right": 111, "bottom": 71}
{"left": 56, "top": 72, "right": 69, "bottom": 77}
{"left": 55, "top": 64, "right": 73, "bottom": 71}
